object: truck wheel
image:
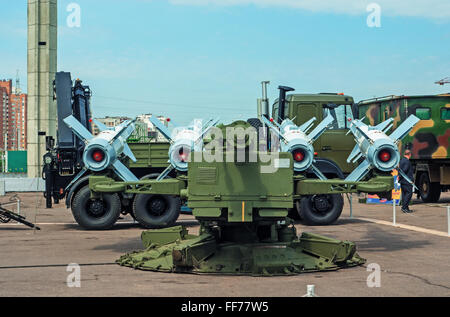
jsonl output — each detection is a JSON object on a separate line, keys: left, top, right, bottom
{"left": 418, "top": 173, "right": 441, "bottom": 203}
{"left": 298, "top": 194, "right": 343, "bottom": 225}
{"left": 71, "top": 185, "right": 121, "bottom": 230}
{"left": 133, "top": 194, "right": 181, "bottom": 229}
{"left": 288, "top": 206, "right": 301, "bottom": 221}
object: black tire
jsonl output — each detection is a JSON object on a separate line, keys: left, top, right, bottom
{"left": 288, "top": 201, "right": 302, "bottom": 221}
{"left": 125, "top": 173, "right": 172, "bottom": 218}
{"left": 418, "top": 173, "right": 441, "bottom": 203}
{"left": 298, "top": 194, "right": 343, "bottom": 225}
{"left": 133, "top": 194, "right": 181, "bottom": 229}
{"left": 71, "top": 185, "right": 121, "bottom": 230}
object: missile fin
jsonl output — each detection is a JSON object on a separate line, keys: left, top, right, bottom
{"left": 397, "top": 168, "right": 419, "bottom": 191}
{"left": 374, "top": 118, "right": 394, "bottom": 133}
{"left": 298, "top": 117, "right": 316, "bottom": 134}
{"left": 150, "top": 116, "right": 173, "bottom": 142}
{"left": 352, "top": 120, "right": 372, "bottom": 141}
{"left": 352, "top": 152, "right": 363, "bottom": 163}
{"left": 345, "top": 159, "right": 372, "bottom": 182}
{"left": 92, "top": 119, "right": 109, "bottom": 132}
{"left": 389, "top": 115, "right": 420, "bottom": 143}
{"left": 261, "top": 116, "right": 288, "bottom": 142}
{"left": 198, "top": 118, "right": 220, "bottom": 141}
{"left": 307, "top": 112, "right": 334, "bottom": 143}
{"left": 157, "top": 165, "right": 175, "bottom": 181}
{"left": 112, "top": 160, "right": 139, "bottom": 182}
{"left": 309, "top": 163, "right": 328, "bottom": 180}
{"left": 110, "top": 120, "right": 136, "bottom": 143}
{"left": 63, "top": 115, "right": 94, "bottom": 142}
{"left": 123, "top": 144, "right": 137, "bottom": 162}
{"left": 347, "top": 144, "right": 362, "bottom": 163}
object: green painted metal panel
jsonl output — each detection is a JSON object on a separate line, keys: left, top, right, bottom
{"left": 127, "top": 142, "right": 170, "bottom": 168}
{"left": 7, "top": 151, "right": 27, "bottom": 173}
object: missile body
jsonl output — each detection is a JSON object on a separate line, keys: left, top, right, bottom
{"left": 63, "top": 115, "right": 138, "bottom": 185}
{"left": 149, "top": 117, "right": 219, "bottom": 179}
{"left": 348, "top": 121, "right": 400, "bottom": 172}
{"left": 277, "top": 119, "right": 315, "bottom": 172}
{"left": 345, "top": 115, "right": 420, "bottom": 183}
{"left": 262, "top": 111, "right": 334, "bottom": 179}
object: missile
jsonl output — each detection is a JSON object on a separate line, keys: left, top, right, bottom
{"left": 63, "top": 115, "right": 139, "bottom": 187}
{"left": 345, "top": 115, "right": 420, "bottom": 185}
{"left": 149, "top": 117, "right": 220, "bottom": 180}
{"left": 261, "top": 110, "right": 335, "bottom": 180}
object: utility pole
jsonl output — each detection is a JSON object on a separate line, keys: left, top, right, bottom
{"left": 27, "top": 0, "right": 58, "bottom": 177}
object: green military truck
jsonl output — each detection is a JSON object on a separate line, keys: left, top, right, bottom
{"left": 357, "top": 93, "right": 450, "bottom": 202}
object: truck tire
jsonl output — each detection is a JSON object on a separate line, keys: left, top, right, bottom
{"left": 298, "top": 194, "right": 343, "bottom": 225}
{"left": 133, "top": 194, "right": 181, "bottom": 229}
{"left": 418, "top": 173, "right": 441, "bottom": 203}
{"left": 71, "top": 185, "right": 121, "bottom": 230}
{"left": 289, "top": 205, "right": 301, "bottom": 221}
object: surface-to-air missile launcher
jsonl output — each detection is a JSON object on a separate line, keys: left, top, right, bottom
{"left": 45, "top": 75, "right": 418, "bottom": 230}
{"left": 357, "top": 94, "right": 450, "bottom": 202}
{"left": 114, "top": 87, "right": 414, "bottom": 275}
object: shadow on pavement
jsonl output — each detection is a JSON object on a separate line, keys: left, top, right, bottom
{"left": 93, "top": 237, "right": 143, "bottom": 253}
{"left": 356, "top": 225, "right": 432, "bottom": 252}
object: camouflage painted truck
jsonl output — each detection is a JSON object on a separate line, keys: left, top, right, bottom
{"left": 357, "top": 93, "right": 450, "bottom": 202}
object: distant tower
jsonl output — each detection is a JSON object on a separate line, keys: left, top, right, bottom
{"left": 15, "top": 70, "right": 21, "bottom": 95}
{"left": 27, "top": 0, "right": 58, "bottom": 177}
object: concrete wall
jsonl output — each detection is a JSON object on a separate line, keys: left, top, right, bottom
{"left": 0, "top": 177, "right": 45, "bottom": 195}
{"left": 27, "top": 0, "right": 58, "bottom": 178}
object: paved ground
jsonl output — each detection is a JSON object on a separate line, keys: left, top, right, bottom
{"left": 0, "top": 192, "right": 449, "bottom": 297}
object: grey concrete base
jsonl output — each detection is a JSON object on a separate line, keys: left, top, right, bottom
{"left": 0, "top": 178, "right": 45, "bottom": 195}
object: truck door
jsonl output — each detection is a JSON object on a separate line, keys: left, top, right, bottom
{"left": 318, "top": 104, "right": 358, "bottom": 175}
{"left": 292, "top": 103, "right": 322, "bottom": 150}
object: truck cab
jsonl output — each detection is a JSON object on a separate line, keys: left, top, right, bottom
{"left": 272, "top": 93, "right": 358, "bottom": 178}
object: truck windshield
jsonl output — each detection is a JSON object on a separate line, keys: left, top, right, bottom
{"left": 325, "top": 105, "right": 354, "bottom": 129}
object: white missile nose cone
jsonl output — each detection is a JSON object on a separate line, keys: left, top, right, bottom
{"left": 169, "top": 143, "right": 192, "bottom": 172}
{"left": 374, "top": 146, "right": 400, "bottom": 172}
{"left": 290, "top": 145, "right": 313, "bottom": 172}
{"left": 84, "top": 145, "right": 111, "bottom": 171}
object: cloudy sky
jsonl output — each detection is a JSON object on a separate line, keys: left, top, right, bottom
{"left": 1, "top": 0, "right": 449, "bottom": 125}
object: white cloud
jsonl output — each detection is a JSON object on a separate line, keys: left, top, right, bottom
{"left": 166, "top": 0, "right": 450, "bottom": 19}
